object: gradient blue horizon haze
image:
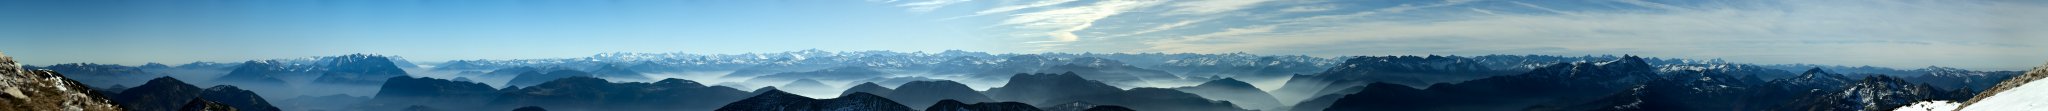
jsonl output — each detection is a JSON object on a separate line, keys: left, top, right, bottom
{"left": 2, "top": 0, "right": 2045, "bottom": 71}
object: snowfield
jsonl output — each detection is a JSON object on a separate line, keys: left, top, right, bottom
{"left": 1894, "top": 101, "right": 1958, "bottom": 111}
{"left": 1958, "top": 76, "right": 2048, "bottom": 111}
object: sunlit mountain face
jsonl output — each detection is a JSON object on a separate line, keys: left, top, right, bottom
{"left": 0, "top": 0, "right": 2043, "bottom": 111}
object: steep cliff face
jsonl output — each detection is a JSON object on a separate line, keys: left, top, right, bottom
{"left": 0, "top": 51, "right": 125, "bottom": 111}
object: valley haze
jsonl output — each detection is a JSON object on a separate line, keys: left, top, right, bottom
{"left": 1, "top": 0, "right": 2044, "bottom": 111}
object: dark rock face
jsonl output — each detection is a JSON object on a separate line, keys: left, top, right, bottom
{"left": 925, "top": 99, "right": 1042, "bottom": 111}
{"left": 314, "top": 54, "right": 412, "bottom": 84}
{"left": 491, "top": 77, "right": 754, "bottom": 111}
{"left": 369, "top": 76, "right": 500, "bottom": 109}
{"left": 1326, "top": 56, "right": 1660, "bottom": 111}
{"left": 714, "top": 89, "right": 915, "bottom": 111}
{"left": 887, "top": 80, "right": 995, "bottom": 108}
{"left": 114, "top": 77, "right": 279, "bottom": 111}
{"left": 0, "top": 52, "right": 125, "bottom": 111}
{"left": 1172, "top": 78, "right": 1282, "bottom": 110}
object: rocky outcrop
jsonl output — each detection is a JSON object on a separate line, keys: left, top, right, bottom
{"left": 1958, "top": 62, "right": 2048, "bottom": 109}
{"left": 0, "top": 52, "right": 124, "bottom": 111}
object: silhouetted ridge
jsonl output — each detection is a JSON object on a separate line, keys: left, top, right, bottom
{"left": 925, "top": 99, "right": 1043, "bottom": 111}
{"left": 888, "top": 80, "right": 993, "bottom": 108}
{"left": 1172, "top": 78, "right": 1281, "bottom": 110}
{"left": 369, "top": 76, "right": 499, "bottom": 109}
{"left": 115, "top": 77, "right": 280, "bottom": 111}
{"left": 505, "top": 70, "right": 595, "bottom": 87}
{"left": 1325, "top": 56, "right": 1660, "bottom": 111}
{"left": 490, "top": 76, "right": 753, "bottom": 111}
{"left": 714, "top": 90, "right": 915, "bottom": 111}
{"left": 985, "top": 72, "right": 1121, "bottom": 105}
{"left": 178, "top": 98, "right": 236, "bottom": 111}
{"left": 842, "top": 82, "right": 893, "bottom": 96}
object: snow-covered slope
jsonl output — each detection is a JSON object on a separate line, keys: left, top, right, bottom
{"left": 1952, "top": 62, "right": 2048, "bottom": 111}
{"left": 1894, "top": 101, "right": 1959, "bottom": 111}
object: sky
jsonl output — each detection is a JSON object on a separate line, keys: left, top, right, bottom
{"left": 1, "top": 0, "right": 2044, "bottom": 70}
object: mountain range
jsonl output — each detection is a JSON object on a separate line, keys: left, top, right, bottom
{"left": 3, "top": 50, "right": 2032, "bottom": 111}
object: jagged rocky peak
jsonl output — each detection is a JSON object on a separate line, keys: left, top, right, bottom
{"left": 1796, "top": 67, "right": 1851, "bottom": 80}
{"left": 315, "top": 54, "right": 411, "bottom": 84}
{"left": 0, "top": 51, "right": 125, "bottom": 111}
{"left": 141, "top": 62, "right": 171, "bottom": 69}
{"left": 1784, "top": 75, "right": 1964, "bottom": 111}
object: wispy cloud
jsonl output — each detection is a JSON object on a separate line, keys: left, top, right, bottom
{"left": 1135, "top": 0, "right": 2048, "bottom": 69}
{"left": 1278, "top": 5, "right": 1337, "bottom": 13}
{"left": 896, "top": 0, "right": 970, "bottom": 13}
{"left": 866, "top": 0, "right": 2048, "bottom": 70}
{"left": 1378, "top": 0, "right": 1478, "bottom": 13}
{"left": 998, "top": 1, "right": 1162, "bottom": 43}
{"left": 1164, "top": 0, "right": 1277, "bottom": 15}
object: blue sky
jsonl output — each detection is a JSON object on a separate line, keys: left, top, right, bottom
{"left": 1, "top": 0, "right": 2044, "bottom": 70}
